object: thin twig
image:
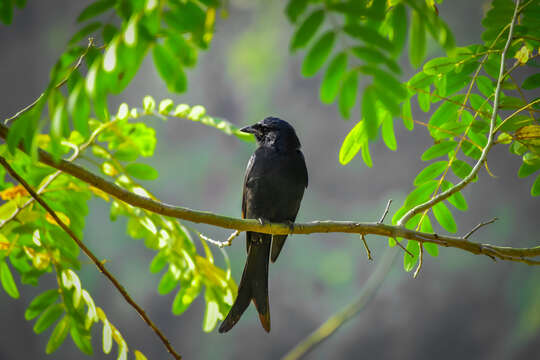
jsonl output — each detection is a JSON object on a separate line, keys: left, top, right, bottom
{"left": 0, "top": 157, "right": 182, "bottom": 360}
{"left": 394, "top": 238, "right": 413, "bottom": 258}
{"left": 413, "top": 244, "right": 423, "bottom": 278}
{"left": 361, "top": 234, "right": 373, "bottom": 261}
{"left": 463, "top": 217, "right": 498, "bottom": 240}
{"left": 378, "top": 199, "right": 392, "bottom": 224}
{"left": 197, "top": 230, "right": 240, "bottom": 248}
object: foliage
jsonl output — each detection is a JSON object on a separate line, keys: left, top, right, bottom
{"left": 1, "top": 0, "right": 539, "bottom": 358}
{"left": 1, "top": 93, "right": 245, "bottom": 356}
{"left": 287, "top": 0, "right": 539, "bottom": 271}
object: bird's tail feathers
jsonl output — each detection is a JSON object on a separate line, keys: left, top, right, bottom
{"left": 219, "top": 232, "right": 270, "bottom": 333}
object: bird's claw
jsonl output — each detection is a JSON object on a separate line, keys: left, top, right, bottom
{"left": 285, "top": 220, "right": 294, "bottom": 234}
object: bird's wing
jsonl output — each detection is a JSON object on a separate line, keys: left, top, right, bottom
{"left": 298, "top": 149, "right": 308, "bottom": 188}
{"left": 241, "top": 153, "right": 256, "bottom": 219}
{"left": 242, "top": 153, "right": 256, "bottom": 253}
{"left": 270, "top": 149, "right": 308, "bottom": 262}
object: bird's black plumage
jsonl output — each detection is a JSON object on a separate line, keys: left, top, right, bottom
{"left": 218, "top": 117, "right": 308, "bottom": 333}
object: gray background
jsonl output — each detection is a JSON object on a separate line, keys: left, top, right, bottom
{"left": 0, "top": 1, "right": 539, "bottom": 359}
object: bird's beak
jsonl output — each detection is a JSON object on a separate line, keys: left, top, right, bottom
{"left": 240, "top": 124, "right": 258, "bottom": 134}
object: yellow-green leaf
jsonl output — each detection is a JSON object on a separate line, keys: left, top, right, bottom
{"left": 1, "top": 260, "right": 19, "bottom": 298}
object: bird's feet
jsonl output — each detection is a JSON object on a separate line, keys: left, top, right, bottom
{"left": 285, "top": 220, "right": 295, "bottom": 234}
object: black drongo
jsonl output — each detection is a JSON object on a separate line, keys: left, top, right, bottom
{"left": 219, "top": 117, "right": 308, "bottom": 333}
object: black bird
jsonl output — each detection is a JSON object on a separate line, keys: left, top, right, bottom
{"left": 219, "top": 117, "right": 308, "bottom": 333}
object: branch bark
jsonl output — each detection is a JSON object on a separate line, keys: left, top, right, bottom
{"left": 0, "top": 123, "right": 538, "bottom": 265}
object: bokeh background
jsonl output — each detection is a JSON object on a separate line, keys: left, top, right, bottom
{"left": 1, "top": 1, "right": 539, "bottom": 359}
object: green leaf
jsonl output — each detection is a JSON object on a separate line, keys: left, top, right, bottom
{"left": 202, "top": 289, "right": 220, "bottom": 332}
{"left": 476, "top": 75, "right": 494, "bottom": 97}
{"left": 522, "top": 73, "right": 540, "bottom": 90}
{"left": 440, "top": 181, "right": 469, "bottom": 211}
{"left": 1, "top": 260, "right": 19, "bottom": 298}
{"left": 14, "top": 0, "right": 27, "bottom": 8}
{"left": 339, "top": 120, "right": 366, "bottom": 165}
{"left": 7, "top": 96, "right": 43, "bottom": 154}
{"left": 158, "top": 269, "right": 178, "bottom": 295}
{"left": 403, "top": 240, "right": 420, "bottom": 272}
{"left": 164, "top": 33, "right": 198, "bottom": 68}
{"left": 159, "top": 99, "right": 174, "bottom": 115}
{"left": 172, "top": 279, "right": 202, "bottom": 316}
{"left": 163, "top": 1, "right": 205, "bottom": 36}
{"left": 432, "top": 201, "right": 457, "bottom": 233}
{"left": 152, "top": 44, "right": 187, "bottom": 93}
{"left": 402, "top": 98, "right": 414, "bottom": 131}
{"left": 125, "top": 163, "right": 159, "bottom": 181}
{"left": 421, "top": 141, "right": 457, "bottom": 161}
{"left": 34, "top": 304, "right": 64, "bottom": 334}
{"left": 290, "top": 9, "right": 325, "bottom": 51}
{"left": 0, "top": 0, "right": 13, "bottom": 24}
{"left": 320, "top": 52, "right": 348, "bottom": 104}
{"left": 370, "top": 67, "right": 408, "bottom": 100}
{"left": 418, "top": 86, "right": 431, "bottom": 112}
{"left": 70, "top": 325, "right": 93, "bottom": 355}
{"left": 142, "top": 95, "right": 156, "bottom": 113}
{"left": 451, "top": 159, "right": 477, "bottom": 181}
{"left": 532, "top": 175, "right": 540, "bottom": 196}
{"left": 67, "top": 82, "right": 90, "bottom": 137}
{"left": 286, "top": 0, "right": 309, "bottom": 23}
{"left": 409, "top": 10, "right": 426, "bottom": 68}
{"left": 301, "top": 31, "right": 335, "bottom": 77}
{"left": 518, "top": 162, "right": 540, "bottom": 178}
{"left": 351, "top": 47, "right": 400, "bottom": 73}
{"left": 433, "top": 74, "right": 448, "bottom": 97}
{"left": 361, "top": 142, "right": 372, "bottom": 168}
{"left": 404, "top": 180, "right": 438, "bottom": 208}
{"left": 408, "top": 72, "right": 434, "bottom": 89}
{"left": 149, "top": 253, "right": 168, "bottom": 274}
{"left": 102, "top": 319, "right": 113, "bottom": 354}
{"left": 430, "top": 98, "right": 462, "bottom": 127}
{"left": 414, "top": 161, "right": 447, "bottom": 186}
{"left": 420, "top": 217, "right": 438, "bottom": 256}
{"left": 338, "top": 70, "right": 358, "bottom": 119}
{"left": 372, "top": 84, "right": 400, "bottom": 116}
{"left": 362, "top": 86, "right": 378, "bottom": 140}
{"left": 423, "top": 57, "right": 456, "bottom": 75}
{"left": 344, "top": 24, "right": 394, "bottom": 53}
{"left": 25, "top": 289, "right": 60, "bottom": 320}
{"left": 135, "top": 350, "right": 149, "bottom": 360}
{"left": 390, "top": 4, "right": 407, "bottom": 56}
{"left": 46, "top": 315, "right": 70, "bottom": 354}
{"left": 381, "top": 114, "right": 397, "bottom": 151}
{"left": 77, "top": 0, "right": 115, "bottom": 22}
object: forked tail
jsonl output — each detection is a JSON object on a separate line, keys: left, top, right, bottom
{"left": 219, "top": 232, "right": 271, "bottom": 333}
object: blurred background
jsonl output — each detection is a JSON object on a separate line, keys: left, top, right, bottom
{"left": 1, "top": 0, "right": 539, "bottom": 359}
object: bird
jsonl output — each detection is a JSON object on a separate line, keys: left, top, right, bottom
{"left": 218, "top": 117, "right": 308, "bottom": 333}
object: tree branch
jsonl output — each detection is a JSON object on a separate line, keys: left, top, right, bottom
{"left": 0, "top": 156, "right": 183, "bottom": 360}
{"left": 0, "top": 123, "right": 537, "bottom": 265}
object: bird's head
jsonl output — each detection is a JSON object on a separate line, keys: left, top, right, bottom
{"left": 240, "top": 117, "right": 301, "bottom": 150}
